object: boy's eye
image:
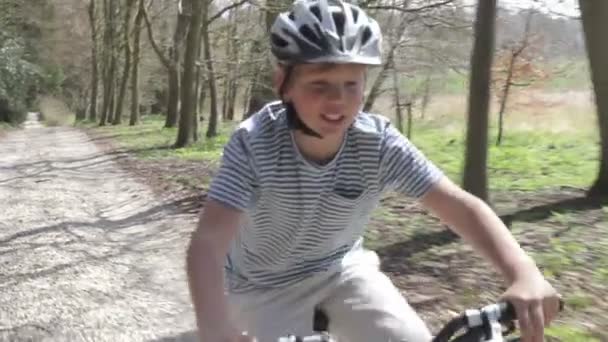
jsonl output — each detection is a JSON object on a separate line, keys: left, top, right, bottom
{"left": 309, "top": 83, "right": 329, "bottom": 93}
{"left": 345, "top": 82, "right": 359, "bottom": 90}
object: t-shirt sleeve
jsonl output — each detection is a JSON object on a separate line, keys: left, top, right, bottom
{"left": 379, "top": 123, "right": 444, "bottom": 198}
{"left": 206, "top": 130, "right": 257, "bottom": 211}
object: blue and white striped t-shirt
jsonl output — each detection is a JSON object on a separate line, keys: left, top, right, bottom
{"left": 207, "top": 101, "right": 444, "bottom": 292}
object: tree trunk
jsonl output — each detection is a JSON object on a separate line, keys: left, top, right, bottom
{"left": 100, "top": 0, "right": 114, "bottom": 126}
{"left": 363, "top": 16, "right": 408, "bottom": 112}
{"left": 130, "top": 0, "right": 143, "bottom": 126}
{"left": 87, "top": 0, "right": 99, "bottom": 122}
{"left": 244, "top": 39, "right": 267, "bottom": 119}
{"left": 221, "top": 9, "right": 236, "bottom": 121}
{"left": 199, "top": 76, "right": 207, "bottom": 120}
{"left": 496, "top": 12, "right": 531, "bottom": 147}
{"left": 222, "top": 80, "right": 229, "bottom": 121}
{"left": 202, "top": 2, "right": 219, "bottom": 138}
{"left": 113, "top": 0, "right": 136, "bottom": 125}
{"left": 420, "top": 73, "right": 431, "bottom": 119}
{"left": 242, "top": 82, "right": 251, "bottom": 117}
{"left": 76, "top": 88, "right": 88, "bottom": 121}
{"left": 363, "top": 47, "right": 394, "bottom": 112}
{"left": 462, "top": 0, "right": 497, "bottom": 202}
{"left": 245, "top": 2, "right": 285, "bottom": 117}
{"left": 108, "top": 71, "right": 117, "bottom": 124}
{"left": 165, "top": 7, "right": 190, "bottom": 128}
{"left": 195, "top": 64, "right": 202, "bottom": 117}
{"left": 226, "top": 80, "right": 237, "bottom": 121}
{"left": 166, "top": 65, "right": 180, "bottom": 127}
{"left": 580, "top": 0, "right": 608, "bottom": 196}
{"left": 496, "top": 55, "right": 515, "bottom": 147}
{"left": 192, "top": 79, "right": 200, "bottom": 142}
{"left": 141, "top": 0, "right": 184, "bottom": 127}
{"left": 406, "top": 103, "right": 413, "bottom": 139}
{"left": 175, "top": 0, "right": 203, "bottom": 148}
{"left": 203, "top": 3, "right": 220, "bottom": 138}
{"left": 226, "top": 9, "right": 239, "bottom": 121}
{"left": 100, "top": 0, "right": 119, "bottom": 126}
{"left": 392, "top": 66, "right": 403, "bottom": 133}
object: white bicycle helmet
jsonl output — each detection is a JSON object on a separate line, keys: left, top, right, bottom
{"left": 270, "top": 0, "right": 383, "bottom": 65}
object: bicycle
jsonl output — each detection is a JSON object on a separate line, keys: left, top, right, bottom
{"left": 277, "top": 299, "right": 565, "bottom": 342}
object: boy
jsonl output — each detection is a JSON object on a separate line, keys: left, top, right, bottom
{"left": 186, "top": 0, "right": 561, "bottom": 341}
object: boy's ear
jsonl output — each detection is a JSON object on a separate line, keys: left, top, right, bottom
{"left": 272, "top": 64, "right": 287, "bottom": 98}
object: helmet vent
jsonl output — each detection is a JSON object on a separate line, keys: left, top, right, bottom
{"left": 310, "top": 5, "right": 322, "bottom": 22}
{"left": 332, "top": 12, "right": 345, "bottom": 37}
{"left": 361, "top": 26, "right": 372, "bottom": 45}
{"left": 351, "top": 7, "right": 359, "bottom": 23}
{"left": 271, "top": 33, "right": 289, "bottom": 48}
{"left": 299, "top": 25, "right": 319, "bottom": 44}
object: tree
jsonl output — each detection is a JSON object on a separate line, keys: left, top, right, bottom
{"left": 87, "top": 0, "right": 99, "bottom": 122}
{"left": 0, "top": 0, "right": 53, "bottom": 124}
{"left": 129, "top": 0, "right": 144, "bottom": 126}
{"left": 492, "top": 9, "right": 545, "bottom": 146}
{"left": 363, "top": 19, "right": 407, "bottom": 113}
{"left": 113, "top": 0, "right": 137, "bottom": 125}
{"left": 462, "top": 0, "right": 497, "bottom": 202}
{"left": 222, "top": 7, "right": 240, "bottom": 121}
{"left": 100, "top": 0, "right": 119, "bottom": 126}
{"left": 244, "top": 0, "right": 287, "bottom": 117}
{"left": 202, "top": 0, "right": 220, "bottom": 138}
{"left": 579, "top": 0, "right": 608, "bottom": 196}
{"left": 175, "top": 0, "right": 203, "bottom": 147}
{"left": 142, "top": 0, "right": 189, "bottom": 128}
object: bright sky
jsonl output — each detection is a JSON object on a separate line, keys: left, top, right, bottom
{"left": 464, "top": 0, "right": 580, "bottom": 17}
{"left": 504, "top": 0, "right": 578, "bottom": 15}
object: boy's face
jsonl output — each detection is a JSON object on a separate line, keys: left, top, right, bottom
{"left": 277, "top": 63, "right": 367, "bottom": 138}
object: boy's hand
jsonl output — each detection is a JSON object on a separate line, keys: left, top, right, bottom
{"left": 500, "top": 270, "right": 561, "bottom": 342}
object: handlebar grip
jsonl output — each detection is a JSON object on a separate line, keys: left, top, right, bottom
{"left": 499, "top": 298, "right": 565, "bottom": 322}
{"left": 278, "top": 335, "right": 333, "bottom": 342}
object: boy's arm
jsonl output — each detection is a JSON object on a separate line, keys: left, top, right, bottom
{"left": 186, "top": 128, "right": 257, "bottom": 342}
{"left": 186, "top": 199, "right": 251, "bottom": 342}
{"left": 418, "top": 176, "right": 560, "bottom": 342}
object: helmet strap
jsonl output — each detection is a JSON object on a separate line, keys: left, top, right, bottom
{"left": 279, "top": 65, "right": 323, "bottom": 139}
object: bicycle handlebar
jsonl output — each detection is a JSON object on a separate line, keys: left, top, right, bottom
{"left": 278, "top": 334, "right": 332, "bottom": 342}
{"left": 279, "top": 299, "right": 564, "bottom": 342}
{"left": 433, "top": 299, "right": 565, "bottom": 342}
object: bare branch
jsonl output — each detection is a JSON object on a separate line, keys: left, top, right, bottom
{"left": 141, "top": 0, "right": 171, "bottom": 69}
{"left": 208, "top": 0, "right": 250, "bottom": 24}
{"left": 366, "top": 0, "right": 455, "bottom": 13}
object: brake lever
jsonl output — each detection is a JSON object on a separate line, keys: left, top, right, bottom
{"left": 502, "top": 321, "right": 516, "bottom": 336}
{"left": 450, "top": 327, "right": 485, "bottom": 342}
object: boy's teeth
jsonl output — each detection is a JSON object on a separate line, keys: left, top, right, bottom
{"left": 324, "top": 114, "right": 343, "bottom": 120}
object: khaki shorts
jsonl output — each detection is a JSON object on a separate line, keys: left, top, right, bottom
{"left": 228, "top": 250, "right": 432, "bottom": 342}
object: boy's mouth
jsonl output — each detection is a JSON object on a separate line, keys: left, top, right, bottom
{"left": 321, "top": 113, "right": 345, "bottom": 123}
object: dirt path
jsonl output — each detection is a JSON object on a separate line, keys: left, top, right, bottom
{"left": 0, "top": 113, "right": 198, "bottom": 341}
